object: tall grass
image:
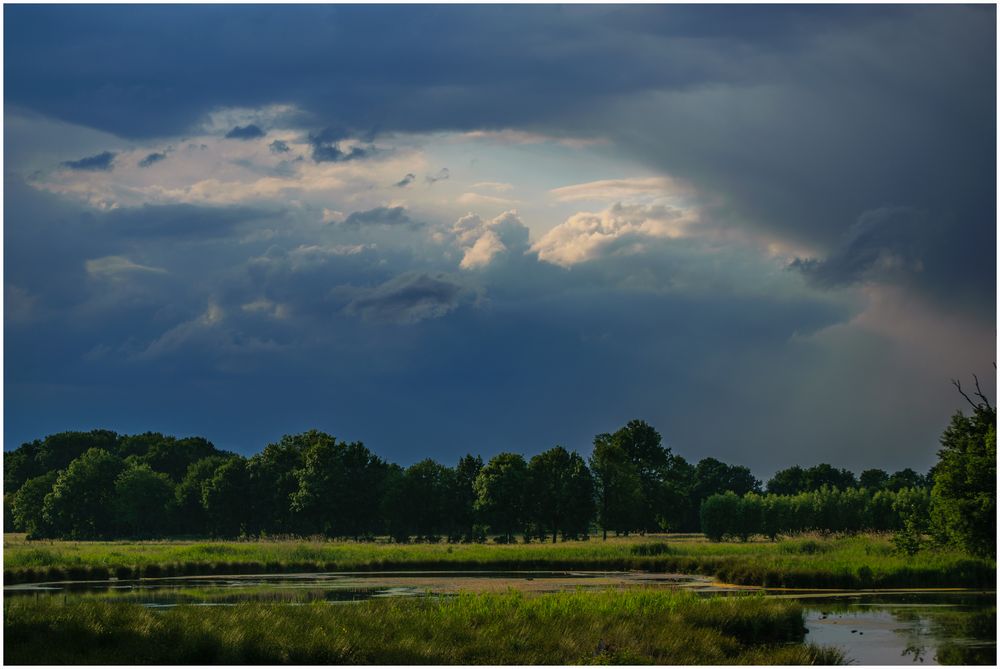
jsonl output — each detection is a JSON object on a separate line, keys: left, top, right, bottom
{"left": 4, "top": 533, "right": 994, "bottom": 588}
{"left": 3, "top": 590, "right": 844, "bottom": 664}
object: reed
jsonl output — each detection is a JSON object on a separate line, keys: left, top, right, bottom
{"left": 3, "top": 590, "right": 844, "bottom": 665}
{"left": 4, "top": 533, "right": 994, "bottom": 588}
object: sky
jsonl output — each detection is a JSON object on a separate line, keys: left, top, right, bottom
{"left": 3, "top": 4, "right": 996, "bottom": 479}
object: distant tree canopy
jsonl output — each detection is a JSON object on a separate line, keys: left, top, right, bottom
{"left": 2, "top": 400, "right": 985, "bottom": 553}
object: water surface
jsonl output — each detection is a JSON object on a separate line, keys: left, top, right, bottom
{"left": 6, "top": 571, "right": 994, "bottom": 664}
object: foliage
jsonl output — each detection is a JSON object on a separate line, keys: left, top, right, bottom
{"left": 766, "top": 464, "right": 860, "bottom": 495}
{"left": 201, "top": 458, "right": 252, "bottom": 537}
{"left": 474, "top": 452, "right": 528, "bottom": 542}
{"left": 598, "top": 419, "right": 673, "bottom": 532}
{"left": 892, "top": 487, "right": 931, "bottom": 557}
{"left": 114, "top": 464, "right": 174, "bottom": 537}
{"left": 589, "top": 438, "right": 644, "bottom": 538}
{"left": 41, "top": 448, "right": 124, "bottom": 539}
{"left": 290, "top": 432, "right": 389, "bottom": 538}
{"left": 527, "top": 446, "right": 595, "bottom": 542}
{"left": 173, "top": 456, "right": 233, "bottom": 536}
{"left": 930, "top": 405, "right": 997, "bottom": 558}
{"left": 10, "top": 471, "right": 60, "bottom": 536}
{"left": 701, "top": 486, "right": 927, "bottom": 542}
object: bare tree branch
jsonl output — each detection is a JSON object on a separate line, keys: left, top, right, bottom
{"left": 952, "top": 379, "right": 980, "bottom": 411}
{"left": 972, "top": 373, "right": 993, "bottom": 411}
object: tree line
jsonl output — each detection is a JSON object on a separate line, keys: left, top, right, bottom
{"left": 4, "top": 396, "right": 992, "bottom": 559}
{"left": 702, "top": 383, "right": 996, "bottom": 558}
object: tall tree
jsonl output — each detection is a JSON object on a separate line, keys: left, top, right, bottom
{"left": 141, "top": 436, "right": 219, "bottom": 482}
{"left": 767, "top": 466, "right": 807, "bottom": 495}
{"left": 930, "top": 377, "right": 996, "bottom": 558}
{"left": 172, "top": 455, "right": 234, "bottom": 536}
{"left": 450, "top": 454, "right": 484, "bottom": 541}
{"left": 589, "top": 437, "right": 644, "bottom": 539}
{"left": 114, "top": 463, "right": 174, "bottom": 537}
{"left": 528, "top": 446, "right": 594, "bottom": 542}
{"left": 599, "top": 419, "right": 672, "bottom": 532}
{"left": 290, "top": 431, "right": 388, "bottom": 538}
{"left": 201, "top": 458, "right": 252, "bottom": 537}
{"left": 42, "top": 448, "right": 124, "bottom": 538}
{"left": 247, "top": 434, "right": 311, "bottom": 535}
{"left": 859, "top": 468, "right": 890, "bottom": 491}
{"left": 474, "top": 452, "right": 528, "bottom": 543}
{"left": 400, "top": 459, "right": 453, "bottom": 539}
{"left": 11, "top": 471, "right": 59, "bottom": 536}
{"left": 803, "top": 464, "right": 857, "bottom": 491}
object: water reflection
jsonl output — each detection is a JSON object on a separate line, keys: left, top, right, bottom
{"left": 801, "top": 592, "right": 996, "bottom": 665}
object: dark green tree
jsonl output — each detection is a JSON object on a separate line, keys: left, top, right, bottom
{"left": 700, "top": 492, "right": 741, "bottom": 542}
{"left": 10, "top": 471, "right": 59, "bottom": 536}
{"left": 5, "top": 430, "right": 119, "bottom": 493}
{"left": 450, "top": 454, "right": 484, "bottom": 541}
{"left": 598, "top": 420, "right": 672, "bottom": 532}
{"left": 589, "top": 438, "right": 643, "bottom": 539}
{"left": 886, "top": 468, "right": 927, "bottom": 491}
{"left": 201, "top": 457, "right": 252, "bottom": 537}
{"left": 400, "top": 459, "right": 453, "bottom": 540}
{"left": 140, "top": 436, "right": 219, "bottom": 482}
{"left": 930, "top": 377, "right": 996, "bottom": 558}
{"left": 474, "top": 452, "right": 528, "bottom": 543}
{"left": 42, "top": 448, "right": 124, "bottom": 538}
{"left": 247, "top": 434, "right": 311, "bottom": 535}
{"left": 766, "top": 466, "right": 806, "bottom": 495}
{"left": 803, "top": 464, "right": 857, "bottom": 491}
{"left": 859, "top": 468, "right": 890, "bottom": 491}
{"left": 114, "top": 464, "right": 174, "bottom": 537}
{"left": 172, "top": 455, "right": 233, "bottom": 536}
{"left": 528, "top": 446, "right": 594, "bottom": 542}
{"left": 290, "top": 431, "right": 388, "bottom": 538}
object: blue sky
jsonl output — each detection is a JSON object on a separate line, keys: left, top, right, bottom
{"left": 3, "top": 5, "right": 995, "bottom": 478}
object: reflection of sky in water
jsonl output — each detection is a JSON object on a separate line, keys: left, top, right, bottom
{"left": 803, "top": 594, "right": 996, "bottom": 666}
{"left": 6, "top": 573, "right": 994, "bottom": 664}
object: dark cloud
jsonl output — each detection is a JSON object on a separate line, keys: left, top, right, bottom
{"left": 225, "top": 124, "right": 266, "bottom": 140}
{"left": 101, "top": 203, "right": 275, "bottom": 239}
{"left": 790, "top": 208, "right": 926, "bottom": 288}
{"left": 269, "top": 139, "right": 290, "bottom": 153}
{"left": 341, "top": 206, "right": 417, "bottom": 229}
{"left": 3, "top": 5, "right": 995, "bottom": 474}
{"left": 394, "top": 173, "right": 415, "bottom": 188}
{"left": 62, "top": 151, "right": 115, "bottom": 171}
{"left": 343, "top": 273, "right": 469, "bottom": 324}
{"left": 138, "top": 151, "right": 166, "bottom": 168}
{"left": 7, "top": 7, "right": 993, "bottom": 311}
{"left": 309, "top": 138, "right": 371, "bottom": 163}
{"left": 425, "top": 168, "right": 450, "bottom": 184}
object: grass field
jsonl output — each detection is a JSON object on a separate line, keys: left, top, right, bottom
{"left": 3, "top": 589, "right": 843, "bottom": 664}
{"left": 3, "top": 532, "right": 994, "bottom": 588}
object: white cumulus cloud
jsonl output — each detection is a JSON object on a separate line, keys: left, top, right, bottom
{"left": 451, "top": 210, "right": 530, "bottom": 269}
{"left": 532, "top": 202, "right": 700, "bottom": 267}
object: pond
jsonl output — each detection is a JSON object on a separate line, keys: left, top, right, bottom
{"left": 6, "top": 571, "right": 995, "bottom": 665}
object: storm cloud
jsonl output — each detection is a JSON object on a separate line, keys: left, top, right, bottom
{"left": 3, "top": 5, "right": 994, "bottom": 476}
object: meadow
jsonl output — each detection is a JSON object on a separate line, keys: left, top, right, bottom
{"left": 3, "top": 589, "right": 843, "bottom": 664}
{"left": 4, "top": 532, "right": 994, "bottom": 589}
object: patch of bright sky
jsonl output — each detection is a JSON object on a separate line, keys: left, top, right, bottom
{"left": 18, "top": 106, "right": 681, "bottom": 247}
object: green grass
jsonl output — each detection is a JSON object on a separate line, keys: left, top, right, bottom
{"left": 3, "top": 590, "right": 843, "bottom": 664}
{"left": 3, "top": 533, "right": 994, "bottom": 589}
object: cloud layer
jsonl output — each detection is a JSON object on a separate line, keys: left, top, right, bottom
{"left": 3, "top": 5, "right": 994, "bottom": 477}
